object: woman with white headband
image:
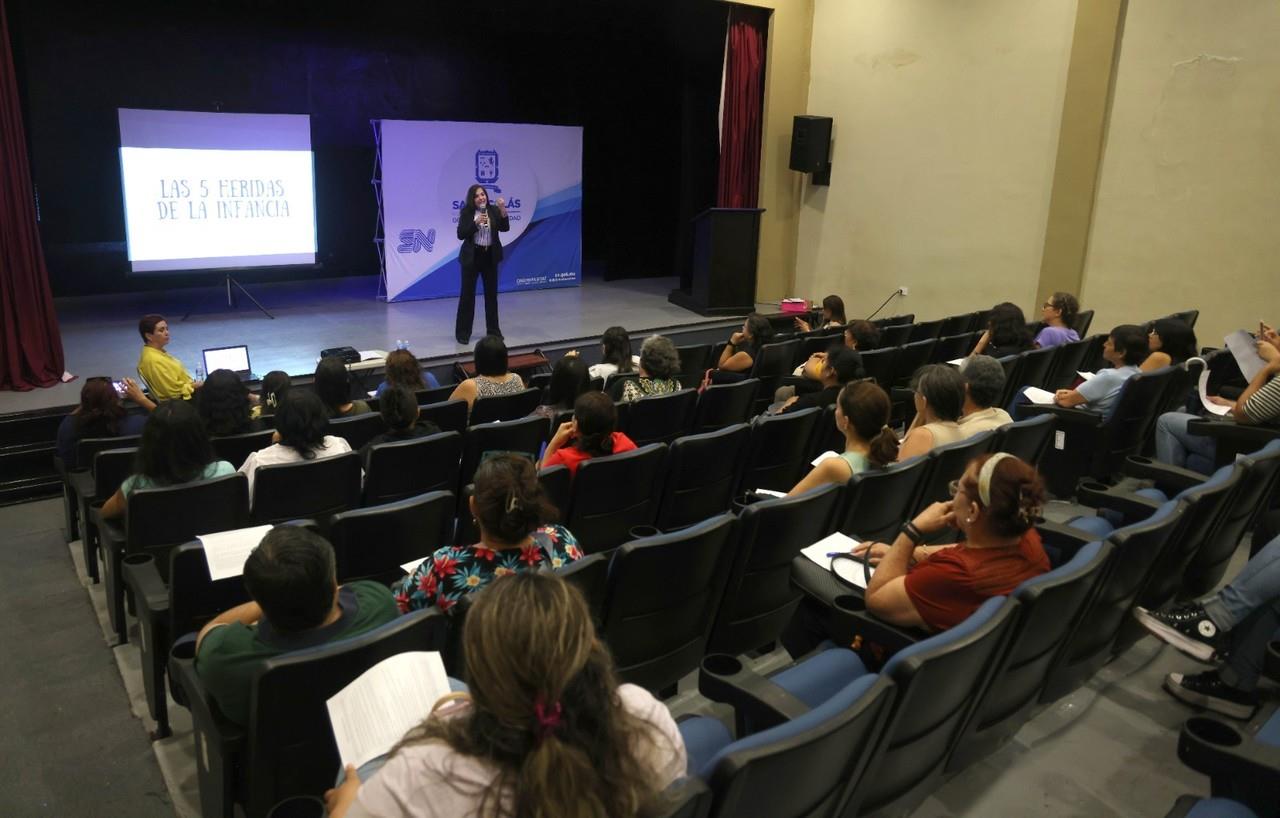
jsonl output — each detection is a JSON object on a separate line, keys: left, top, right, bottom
{"left": 852, "top": 452, "right": 1050, "bottom": 631}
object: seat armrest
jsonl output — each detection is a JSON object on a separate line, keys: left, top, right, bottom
{"left": 828, "top": 596, "right": 923, "bottom": 656}
{"left": 1023, "top": 404, "right": 1106, "bottom": 428}
{"left": 1266, "top": 640, "right": 1280, "bottom": 683}
{"left": 169, "top": 648, "right": 246, "bottom": 749}
{"left": 94, "top": 510, "right": 126, "bottom": 554}
{"left": 1119, "top": 456, "right": 1207, "bottom": 493}
{"left": 697, "top": 654, "right": 812, "bottom": 733}
{"left": 1187, "top": 419, "right": 1280, "bottom": 446}
{"left": 68, "top": 470, "right": 95, "bottom": 501}
{"left": 1036, "top": 521, "right": 1095, "bottom": 564}
{"left": 1176, "top": 716, "right": 1280, "bottom": 791}
{"left": 1076, "top": 480, "right": 1162, "bottom": 519}
{"left": 123, "top": 556, "right": 170, "bottom": 620}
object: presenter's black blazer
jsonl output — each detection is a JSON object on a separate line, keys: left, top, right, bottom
{"left": 456, "top": 204, "right": 511, "bottom": 267}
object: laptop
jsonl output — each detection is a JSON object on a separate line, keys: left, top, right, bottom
{"left": 202, "top": 344, "right": 257, "bottom": 382}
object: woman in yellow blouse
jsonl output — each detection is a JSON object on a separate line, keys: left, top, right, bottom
{"left": 137, "top": 314, "right": 198, "bottom": 400}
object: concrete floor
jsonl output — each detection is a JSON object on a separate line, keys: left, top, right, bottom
{"left": 2, "top": 495, "right": 1242, "bottom": 818}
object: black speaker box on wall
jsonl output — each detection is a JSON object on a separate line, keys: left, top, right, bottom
{"left": 789, "top": 115, "right": 833, "bottom": 173}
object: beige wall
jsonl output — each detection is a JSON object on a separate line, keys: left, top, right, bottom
{"left": 1081, "top": 0, "right": 1280, "bottom": 347}
{"left": 726, "top": 0, "right": 814, "bottom": 302}
{"left": 791, "top": 0, "right": 1077, "bottom": 322}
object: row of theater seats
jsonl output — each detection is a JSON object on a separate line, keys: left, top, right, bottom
{"left": 145, "top": 433, "right": 1280, "bottom": 818}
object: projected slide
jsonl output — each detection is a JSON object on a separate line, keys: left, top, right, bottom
{"left": 118, "top": 109, "right": 317, "bottom": 273}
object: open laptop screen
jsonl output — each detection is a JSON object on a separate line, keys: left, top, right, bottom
{"left": 203, "top": 345, "right": 251, "bottom": 375}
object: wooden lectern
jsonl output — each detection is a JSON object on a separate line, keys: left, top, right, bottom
{"left": 669, "top": 207, "right": 764, "bottom": 316}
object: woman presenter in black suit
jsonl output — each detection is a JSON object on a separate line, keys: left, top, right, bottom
{"left": 455, "top": 184, "right": 510, "bottom": 345}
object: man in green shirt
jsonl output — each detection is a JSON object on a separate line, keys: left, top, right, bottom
{"left": 194, "top": 526, "right": 399, "bottom": 726}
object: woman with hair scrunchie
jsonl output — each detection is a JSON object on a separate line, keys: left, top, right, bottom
{"left": 325, "top": 572, "right": 687, "bottom": 818}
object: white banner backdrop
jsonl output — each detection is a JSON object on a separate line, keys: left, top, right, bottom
{"left": 380, "top": 120, "right": 583, "bottom": 302}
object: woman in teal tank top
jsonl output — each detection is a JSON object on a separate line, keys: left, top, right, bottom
{"left": 788, "top": 381, "right": 900, "bottom": 496}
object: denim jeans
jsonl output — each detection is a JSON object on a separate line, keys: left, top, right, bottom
{"left": 1155, "top": 412, "right": 1217, "bottom": 475}
{"left": 1202, "top": 534, "right": 1280, "bottom": 690}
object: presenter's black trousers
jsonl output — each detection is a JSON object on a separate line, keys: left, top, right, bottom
{"left": 456, "top": 246, "right": 500, "bottom": 343}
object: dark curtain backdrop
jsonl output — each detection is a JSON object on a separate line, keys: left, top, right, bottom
{"left": 716, "top": 4, "right": 769, "bottom": 209}
{"left": 7, "top": 1, "right": 727, "bottom": 295}
{"left": 0, "top": 0, "right": 64, "bottom": 390}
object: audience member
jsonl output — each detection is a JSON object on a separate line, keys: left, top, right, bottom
{"left": 971, "top": 302, "right": 1034, "bottom": 358}
{"left": 449, "top": 335, "right": 525, "bottom": 411}
{"left": 532, "top": 355, "right": 591, "bottom": 421}
{"left": 957, "top": 355, "right": 1013, "bottom": 433}
{"left": 794, "top": 294, "right": 847, "bottom": 333}
{"left": 315, "top": 357, "right": 372, "bottom": 419}
{"left": 195, "top": 369, "right": 259, "bottom": 436}
{"left": 1155, "top": 328, "right": 1280, "bottom": 473}
{"left": 713, "top": 312, "right": 774, "bottom": 378}
{"left": 1050, "top": 324, "right": 1147, "bottom": 414}
{"left": 846, "top": 319, "right": 882, "bottom": 351}
{"left": 620, "top": 334, "right": 682, "bottom": 403}
{"left": 851, "top": 453, "right": 1049, "bottom": 630}
{"left": 1141, "top": 317, "right": 1197, "bottom": 372}
{"left": 1134, "top": 530, "right": 1280, "bottom": 720}
{"left": 776, "top": 345, "right": 864, "bottom": 414}
{"left": 99, "top": 400, "right": 235, "bottom": 519}
{"left": 542, "top": 391, "right": 637, "bottom": 477}
{"left": 374, "top": 348, "right": 441, "bottom": 398}
{"left": 252, "top": 370, "right": 291, "bottom": 421}
{"left": 56, "top": 377, "right": 153, "bottom": 468}
{"left": 328, "top": 572, "right": 685, "bottom": 818}
{"left": 136, "top": 314, "right": 198, "bottom": 401}
{"left": 897, "top": 364, "right": 967, "bottom": 461}
{"left": 358, "top": 385, "right": 442, "bottom": 469}
{"left": 791, "top": 318, "right": 879, "bottom": 383}
{"left": 787, "top": 381, "right": 899, "bottom": 496}
{"left": 395, "top": 454, "right": 581, "bottom": 613}
{"left": 194, "top": 526, "right": 398, "bottom": 726}
{"left": 239, "top": 391, "right": 353, "bottom": 499}
{"left": 1034, "top": 292, "right": 1081, "bottom": 349}
{"left": 588, "top": 325, "right": 638, "bottom": 381}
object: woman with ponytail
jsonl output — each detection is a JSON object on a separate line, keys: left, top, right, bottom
{"left": 394, "top": 454, "right": 581, "bottom": 613}
{"left": 541, "top": 391, "right": 636, "bottom": 478}
{"left": 788, "top": 381, "right": 899, "bottom": 496}
{"left": 326, "top": 572, "right": 687, "bottom": 818}
{"left": 850, "top": 452, "right": 1050, "bottom": 631}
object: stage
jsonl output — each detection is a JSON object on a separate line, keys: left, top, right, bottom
{"left": 2, "top": 274, "right": 766, "bottom": 415}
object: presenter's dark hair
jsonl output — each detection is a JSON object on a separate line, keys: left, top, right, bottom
{"left": 573, "top": 391, "right": 619, "bottom": 458}
{"left": 1111, "top": 324, "right": 1150, "bottom": 367}
{"left": 822, "top": 295, "right": 847, "bottom": 325}
{"left": 384, "top": 349, "right": 426, "bottom": 391}
{"left": 313, "top": 357, "right": 352, "bottom": 415}
{"left": 910, "top": 363, "right": 966, "bottom": 422}
{"left": 196, "top": 369, "right": 253, "bottom": 436}
{"left": 846, "top": 320, "right": 881, "bottom": 351}
{"left": 379, "top": 385, "right": 419, "bottom": 432}
{"left": 545, "top": 356, "right": 591, "bottom": 410}
{"left": 472, "top": 454, "right": 557, "bottom": 544}
{"left": 135, "top": 400, "right": 215, "bottom": 485}
{"left": 259, "top": 371, "right": 292, "bottom": 416}
{"left": 138, "top": 314, "right": 166, "bottom": 342}
{"left": 76, "top": 378, "right": 127, "bottom": 438}
{"left": 274, "top": 391, "right": 328, "bottom": 459}
{"left": 464, "top": 184, "right": 487, "bottom": 208}
{"left": 824, "top": 345, "right": 865, "bottom": 384}
{"left": 600, "top": 327, "right": 635, "bottom": 374}
{"left": 243, "top": 526, "right": 337, "bottom": 633}
{"left": 474, "top": 335, "right": 509, "bottom": 377}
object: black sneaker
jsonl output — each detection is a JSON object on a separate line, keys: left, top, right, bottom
{"left": 1133, "top": 602, "right": 1228, "bottom": 663}
{"left": 1164, "top": 671, "right": 1257, "bottom": 720}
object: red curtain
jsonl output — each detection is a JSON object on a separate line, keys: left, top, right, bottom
{"left": 0, "top": 0, "right": 65, "bottom": 391}
{"left": 716, "top": 4, "right": 769, "bottom": 209}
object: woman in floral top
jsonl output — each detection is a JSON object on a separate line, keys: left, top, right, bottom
{"left": 620, "top": 334, "right": 683, "bottom": 403}
{"left": 395, "top": 454, "right": 581, "bottom": 613}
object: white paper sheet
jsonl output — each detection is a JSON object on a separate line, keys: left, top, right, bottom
{"left": 800, "top": 531, "right": 873, "bottom": 589}
{"left": 1022, "top": 386, "right": 1057, "bottom": 405}
{"left": 1198, "top": 370, "right": 1232, "bottom": 416}
{"left": 327, "top": 651, "right": 451, "bottom": 769}
{"left": 400, "top": 558, "right": 426, "bottom": 575}
{"left": 1225, "top": 330, "right": 1266, "bottom": 382}
{"left": 752, "top": 488, "right": 786, "bottom": 499}
{"left": 947, "top": 358, "right": 966, "bottom": 367}
{"left": 1077, "top": 371, "right": 1095, "bottom": 381}
{"left": 198, "top": 525, "right": 274, "bottom": 581}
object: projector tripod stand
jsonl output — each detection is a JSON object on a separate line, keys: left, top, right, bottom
{"left": 182, "top": 275, "right": 275, "bottom": 321}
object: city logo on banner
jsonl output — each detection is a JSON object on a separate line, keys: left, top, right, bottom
{"left": 396, "top": 227, "right": 436, "bottom": 253}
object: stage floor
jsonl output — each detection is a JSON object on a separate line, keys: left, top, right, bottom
{"left": 5, "top": 275, "right": 761, "bottom": 414}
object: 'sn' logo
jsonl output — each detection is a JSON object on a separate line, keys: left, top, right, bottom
{"left": 397, "top": 228, "right": 436, "bottom": 253}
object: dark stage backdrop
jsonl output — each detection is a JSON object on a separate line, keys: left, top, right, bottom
{"left": 6, "top": 0, "right": 725, "bottom": 297}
